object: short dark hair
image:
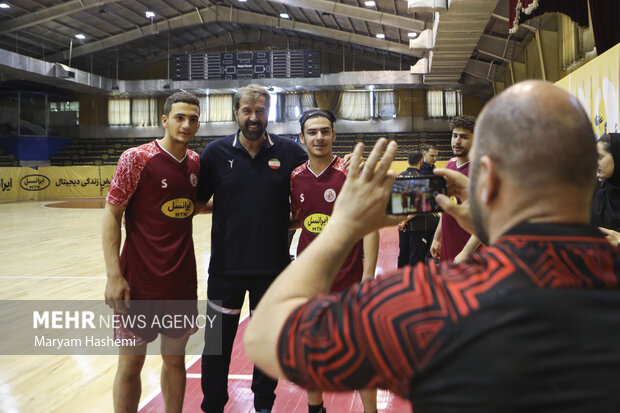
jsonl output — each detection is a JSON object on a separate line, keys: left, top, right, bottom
{"left": 234, "top": 85, "right": 271, "bottom": 111}
{"left": 599, "top": 133, "right": 613, "bottom": 153}
{"left": 423, "top": 144, "right": 438, "bottom": 152}
{"left": 300, "top": 109, "right": 336, "bottom": 134}
{"left": 163, "top": 92, "right": 200, "bottom": 117}
{"left": 408, "top": 150, "right": 423, "bottom": 166}
{"left": 449, "top": 115, "right": 476, "bottom": 133}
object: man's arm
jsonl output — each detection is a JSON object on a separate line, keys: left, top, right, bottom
{"left": 430, "top": 215, "right": 442, "bottom": 258}
{"left": 244, "top": 139, "right": 401, "bottom": 379}
{"left": 102, "top": 202, "right": 131, "bottom": 311}
{"left": 453, "top": 235, "right": 481, "bottom": 263}
{"left": 362, "top": 230, "right": 379, "bottom": 281}
{"left": 195, "top": 198, "right": 213, "bottom": 214}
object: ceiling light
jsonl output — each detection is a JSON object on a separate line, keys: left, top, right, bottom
{"left": 239, "top": 0, "right": 247, "bottom": 2}
{"left": 280, "top": 12, "right": 289, "bottom": 19}
{"left": 0, "top": 3, "right": 10, "bottom": 8}
{"left": 408, "top": 32, "right": 418, "bottom": 38}
{"left": 75, "top": 34, "right": 86, "bottom": 40}
{"left": 376, "top": 33, "right": 385, "bottom": 39}
{"left": 145, "top": 10, "right": 155, "bottom": 18}
{"left": 364, "top": 1, "right": 376, "bottom": 6}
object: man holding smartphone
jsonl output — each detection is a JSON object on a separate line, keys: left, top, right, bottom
{"left": 290, "top": 109, "right": 379, "bottom": 413}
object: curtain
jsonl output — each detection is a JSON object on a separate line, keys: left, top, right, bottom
{"left": 108, "top": 98, "right": 130, "bottom": 126}
{"left": 589, "top": 0, "right": 620, "bottom": 55}
{"left": 209, "top": 94, "right": 233, "bottom": 122}
{"left": 198, "top": 95, "right": 208, "bottom": 122}
{"left": 374, "top": 91, "right": 397, "bottom": 119}
{"left": 131, "top": 98, "right": 157, "bottom": 127}
{"left": 426, "top": 90, "right": 444, "bottom": 118}
{"left": 300, "top": 92, "right": 316, "bottom": 113}
{"left": 284, "top": 93, "right": 301, "bottom": 121}
{"left": 445, "top": 91, "right": 462, "bottom": 118}
{"left": 338, "top": 91, "right": 370, "bottom": 121}
{"left": 559, "top": 14, "right": 579, "bottom": 69}
{"left": 509, "top": 0, "right": 589, "bottom": 34}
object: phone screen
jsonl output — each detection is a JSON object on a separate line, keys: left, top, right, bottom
{"left": 386, "top": 175, "right": 446, "bottom": 215}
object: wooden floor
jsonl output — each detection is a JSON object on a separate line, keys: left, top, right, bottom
{"left": 0, "top": 199, "right": 401, "bottom": 412}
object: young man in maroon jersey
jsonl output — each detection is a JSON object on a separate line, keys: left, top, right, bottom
{"left": 430, "top": 115, "right": 481, "bottom": 263}
{"left": 290, "top": 109, "right": 379, "bottom": 413}
{"left": 103, "top": 92, "right": 201, "bottom": 413}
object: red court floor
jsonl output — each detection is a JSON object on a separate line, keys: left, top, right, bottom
{"left": 140, "top": 227, "right": 409, "bottom": 413}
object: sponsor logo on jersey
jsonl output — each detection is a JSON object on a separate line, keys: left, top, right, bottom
{"left": 324, "top": 188, "right": 337, "bottom": 203}
{"left": 161, "top": 198, "right": 195, "bottom": 219}
{"left": 268, "top": 158, "right": 281, "bottom": 169}
{"left": 303, "top": 213, "right": 330, "bottom": 234}
{"left": 20, "top": 174, "right": 50, "bottom": 191}
{"left": 190, "top": 173, "right": 198, "bottom": 187}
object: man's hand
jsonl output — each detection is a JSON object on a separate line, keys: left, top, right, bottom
{"left": 397, "top": 214, "right": 415, "bottom": 231}
{"left": 330, "top": 139, "right": 402, "bottom": 240}
{"left": 104, "top": 272, "right": 131, "bottom": 313}
{"left": 599, "top": 227, "right": 620, "bottom": 247}
{"left": 434, "top": 168, "right": 469, "bottom": 202}
{"left": 433, "top": 168, "right": 475, "bottom": 235}
{"left": 430, "top": 238, "right": 441, "bottom": 258}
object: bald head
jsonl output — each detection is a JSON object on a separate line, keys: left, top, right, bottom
{"left": 474, "top": 81, "right": 596, "bottom": 193}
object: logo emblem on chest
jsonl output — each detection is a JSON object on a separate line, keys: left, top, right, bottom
{"left": 268, "top": 158, "right": 281, "bottom": 170}
{"left": 190, "top": 173, "right": 198, "bottom": 187}
{"left": 324, "top": 188, "right": 337, "bottom": 203}
{"left": 161, "top": 198, "right": 195, "bottom": 219}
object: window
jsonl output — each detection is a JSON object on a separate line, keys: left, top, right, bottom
{"left": 338, "top": 91, "right": 370, "bottom": 121}
{"left": 108, "top": 98, "right": 130, "bottom": 126}
{"left": 427, "top": 90, "right": 462, "bottom": 118}
{"left": 131, "top": 98, "right": 158, "bottom": 127}
{"left": 208, "top": 94, "right": 234, "bottom": 122}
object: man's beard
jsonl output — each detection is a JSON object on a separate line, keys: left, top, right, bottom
{"left": 241, "top": 121, "right": 266, "bottom": 141}
{"left": 468, "top": 168, "right": 489, "bottom": 245}
{"left": 452, "top": 147, "right": 468, "bottom": 157}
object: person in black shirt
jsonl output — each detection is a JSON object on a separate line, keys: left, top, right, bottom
{"left": 591, "top": 133, "right": 620, "bottom": 231}
{"left": 197, "top": 85, "right": 307, "bottom": 413}
{"left": 420, "top": 144, "right": 438, "bottom": 175}
{"left": 397, "top": 150, "right": 438, "bottom": 266}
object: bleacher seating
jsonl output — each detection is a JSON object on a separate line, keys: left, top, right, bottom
{"left": 47, "top": 133, "right": 451, "bottom": 166}
{"left": 0, "top": 148, "right": 19, "bottom": 166}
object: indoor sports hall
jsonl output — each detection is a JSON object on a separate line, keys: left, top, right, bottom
{"left": 1, "top": 0, "right": 619, "bottom": 411}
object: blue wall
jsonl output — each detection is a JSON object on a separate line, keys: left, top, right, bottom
{"left": 0, "top": 136, "right": 72, "bottom": 161}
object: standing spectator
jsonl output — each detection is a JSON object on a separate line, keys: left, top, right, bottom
{"left": 592, "top": 133, "right": 620, "bottom": 231}
{"left": 397, "top": 150, "right": 438, "bottom": 267}
{"left": 290, "top": 108, "right": 379, "bottom": 413}
{"left": 197, "top": 85, "right": 307, "bottom": 413}
{"left": 102, "top": 92, "right": 201, "bottom": 413}
{"left": 430, "top": 116, "right": 480, "bottom": 262}
{"left": 420, "top": 144, "right": 439, "bottom": 175}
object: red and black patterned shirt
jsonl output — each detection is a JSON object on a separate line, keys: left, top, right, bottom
{"left": 278, "top": 223, "right": 620, "bottom": 411}
{"left": 107, "top": 140, "right": 200, "bottom": 300}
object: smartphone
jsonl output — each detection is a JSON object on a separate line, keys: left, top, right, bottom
{"left": 386, "top": 175, "right": 446, "bottom": 215}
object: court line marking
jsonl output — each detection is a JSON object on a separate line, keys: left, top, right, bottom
{"left": 138, "top": 312, "right": 251, "bottom": 410}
